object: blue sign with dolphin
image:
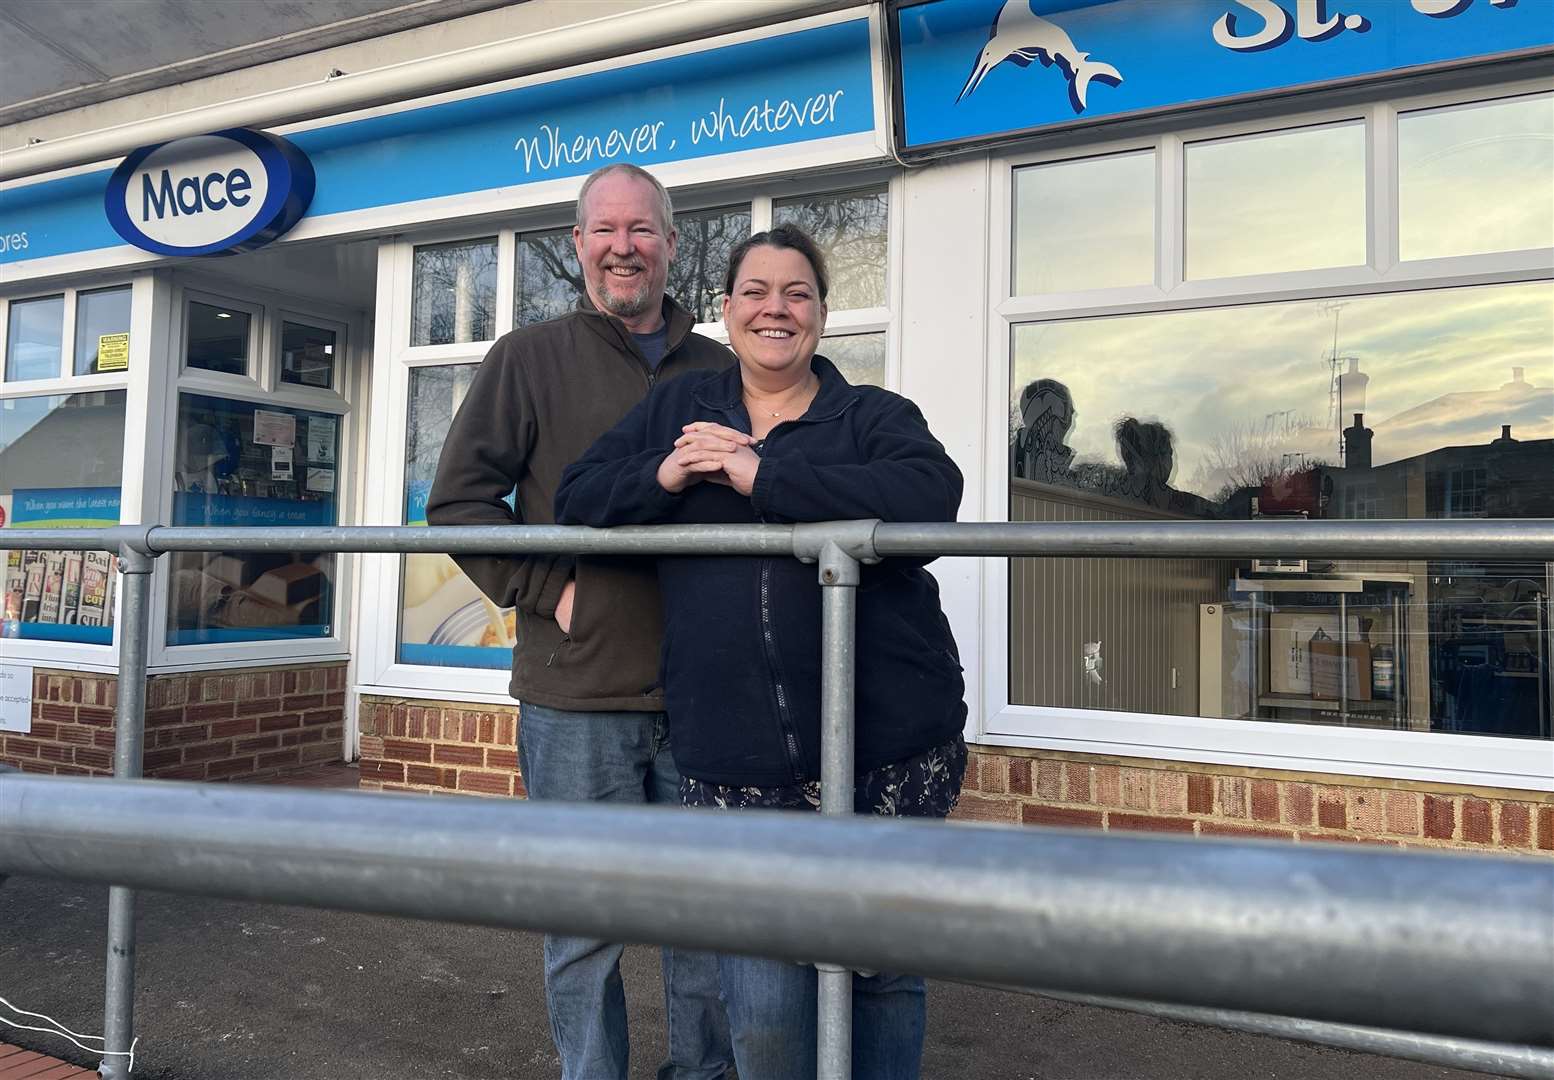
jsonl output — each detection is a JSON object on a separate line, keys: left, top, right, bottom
{"left": 893, "top": 0, "right": 1554, "bottom": 152}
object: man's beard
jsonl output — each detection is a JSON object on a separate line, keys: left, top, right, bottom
{"left": 596, "top": 266, "right": 657, "bottom": 319}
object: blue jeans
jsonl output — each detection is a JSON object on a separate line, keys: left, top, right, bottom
{"left": 518, "top": 703, "right": 733, "bottom": 1080}
{"left": 718, "top": 956, "right": 926, "bottom": 1080}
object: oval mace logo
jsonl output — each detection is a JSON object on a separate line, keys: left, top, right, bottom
{"left": 105, "top": 129, "right": 315, "bottom": 257}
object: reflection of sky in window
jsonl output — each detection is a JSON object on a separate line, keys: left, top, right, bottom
{"left": 0, "top": 395, "right": 61, "bottom": 455}
{"left": 821, "top": 332, "right": 886, "bottom": 387}
{"left": 1400, "top": 93, "right": 1554, "bottom": 262}
{"left": 1014, "top": 151, "right": 1154, "bottom": 294}
{"left": 5, "top": 296, "right": 64, "bottom": 381}
{"left": 1012, "top": 281, "right": 1553, "bottom": 498}
{"left": 1185, "top": 122, "right": 1366, "bottom": 280}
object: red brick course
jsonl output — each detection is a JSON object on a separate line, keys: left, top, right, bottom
{"left": 941, "top": 748, "right": 1551, "bottom": 856}
{"left": 2, "top": 664, "right": 345, "bottom": 783}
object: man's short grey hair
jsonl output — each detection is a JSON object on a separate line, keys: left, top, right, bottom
{"left": 575, "top": 164, "right": 676, "bottom": 235}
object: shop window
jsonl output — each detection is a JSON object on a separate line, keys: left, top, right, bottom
{"left": 1014, "top": 151, "right": 1154, "bottom": 294}
{"left": 1399, "top": 93, "right": 1554, "bottom": 262}
{"left": 775, "top": 187, "right": 888, "bottom": 310}
{"left": 186, "top": 301, "right": 251, "bottom": 376}
{"left": 821, "top": 332, "right": 886, "bottom": 388}
{"left": 279, "top": 321, "right": 337, "bottom": 389}
{"left": 412, "top": 237, "right": 497, "bottom": 345}
{"left": 74, "top": 287, "right": 132, "bottom": 376}
{"left": 5, "top": 295, "right": 64, "bottom": 382}
{"left": 1184, "top": 122, "right": 1366, "bottom": 280}
{"left": 515, "top": 227, "right": 582, "bottom": 328}
{"left": 670, "top": 205, "right": 752, "bottom": 324}
{"left": 166, "top": 393, "right": 341, "bottom": 646}
{"left": 398, "top": 365, "right": 513, "bottom": 669}
{"left": 1007, "top": 280, "right": 1552, "bottom": 741}
{"left": 0, "top": 391, "right": 126, "bottom": 643}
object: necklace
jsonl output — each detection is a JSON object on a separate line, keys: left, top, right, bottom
{"left": 745, "top": 374, "right": 816, "bottom": 420}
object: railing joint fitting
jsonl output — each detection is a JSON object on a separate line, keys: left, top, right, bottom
{"left": 794, "top": 520, "right": 879, "bottom": 573}
{"left": 104, "top": 525, "right": 159, "bottom": 573}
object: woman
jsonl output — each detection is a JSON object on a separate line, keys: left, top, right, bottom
{"left": 555, "top": 224, "right": 966, "bottom": 1080}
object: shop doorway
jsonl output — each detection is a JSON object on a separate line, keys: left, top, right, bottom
{"left": 153, "top": 238, "right": 377, "bottom": 672}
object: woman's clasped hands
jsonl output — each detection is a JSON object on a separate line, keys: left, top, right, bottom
{"left": 656, "top": 421, "right": 762, "bottom": 495}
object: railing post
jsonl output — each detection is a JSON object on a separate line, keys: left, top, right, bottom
{"left": 100, "top": 538, "right": 155, "bottom": 1080}
{"left": 816, "top": 538, "right": 861, "bottom": 1080}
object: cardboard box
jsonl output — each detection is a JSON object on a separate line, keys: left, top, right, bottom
{"left": 1268, "top": 613, "right": 1361, "bottom": 695}
{"left": 1310, "top": 631, "right": 1373, "bottom": 701}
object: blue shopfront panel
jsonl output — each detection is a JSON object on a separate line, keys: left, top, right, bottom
{"left": 0, "top": 19, "right": 875, "bottom": 267}
{"left": 893, "top": 0, "right": 1554, "bottom": 152}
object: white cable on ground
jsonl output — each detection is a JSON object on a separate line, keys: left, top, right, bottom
{"left": 0, "top": 994, "right": 136, "bottom": 1073}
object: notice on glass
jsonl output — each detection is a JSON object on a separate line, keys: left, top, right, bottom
{"left": 271, "top": 445, "right": 294, "bottom": 480}
{"left": 307, "top": 417, "right": 337, "bottom": 464}
{"left": 253, "top": 410, "right": 296, "bottom": 448}
{"left": 96, "top": 332, "right": 130, "bottom": 372}
{"left": 0, "top": 662, "right": 33, "bottom": 733}
{"left": 306, "top": 467, "right": 335, "bottom": 493}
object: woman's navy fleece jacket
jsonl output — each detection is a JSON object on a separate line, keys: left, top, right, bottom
{"left": 555, "top": 355, "right": 967, "bottom": 787}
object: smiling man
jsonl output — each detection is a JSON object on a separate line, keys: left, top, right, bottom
{"left": 425, "top": 163, "right": 734, "bottom": 1080}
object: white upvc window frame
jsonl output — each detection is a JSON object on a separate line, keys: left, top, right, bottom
{"left": 981, "top": 76, "right": 1554, "bottom": 792}
{"left": 356, "top": 170, "right": 905, "bottom": 703}
{"left": 0, "top": 271, "right": 156, "bottom": 673}
{"left": 147, "top": 273, "right": 361, "bottom": 673}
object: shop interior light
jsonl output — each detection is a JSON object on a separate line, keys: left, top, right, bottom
{"left": 215, "top": 311, "right": 232, "bottom": 319}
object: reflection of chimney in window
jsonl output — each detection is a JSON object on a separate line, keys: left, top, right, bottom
{"left": 1502, "top": 366, "right": 1529, "bottom": 392}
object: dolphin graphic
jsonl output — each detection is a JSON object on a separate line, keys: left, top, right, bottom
{"left": 957, "top": 0, "right": 1123, "bottom": 113}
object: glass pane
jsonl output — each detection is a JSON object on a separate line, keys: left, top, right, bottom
{"left": 1185, "top": 123, "right": 1366, "bottom": 280}
{"left": 167, "top": 394, "right": 340, "bottom": 645}
{"left": 413, "top": 237, "right": 497, "bottom": 345}
{"left": 1008, "top": 281, "right": 1553, "bottom": 740}
{"left": 186, "top": 301, "right": 250, "bottom": 376}
{"left": 1, "top": 390, "right": 126, "bottom": 644}
{"left": 821, "top": 333, "right": 886, "bottom": 387}
{"left": 1014, "top": 151, "right": 1154, "bottom": 294}
{"left": 1400, "top": 93, "right": 1554, "bottom": 262}
{"left": 5, "top": 295, "right": 64, "bottom": 382}
{"left": 74, "top": 287, "right": 132, "bottom": 375}
{"left": 399, "top": 365, "right": 514, "bottom": 669}
{"left": 670, "top": 205, "right": 752, "bottom": 324}
{"left": 515, "top": 228, "right": 583, "bottom": 328}
{"left": 279, "top": 321, "right": 336, "bottom": 389}
{"left": 775, "top": 188, "right": 888, "bottom": 310}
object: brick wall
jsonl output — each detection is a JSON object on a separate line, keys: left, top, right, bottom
{"left": 358, "top": 695, "right": 1553, "bottom": 856}
{"left": 0, "top": 663, "right": 346, "bottom": 781}
{"left": 357, "top": 695, "right": 521, "bottom": 797}
{"left": 953, "top": 747, "right": 1554, "bottom": 855}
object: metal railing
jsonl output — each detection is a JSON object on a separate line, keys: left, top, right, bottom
{"left": 1, "top": 519, "right": 1553, "bottom": 1080}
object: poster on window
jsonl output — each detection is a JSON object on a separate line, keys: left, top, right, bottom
{"left": 397, "top": 481, "right": 515, "bottom": 669}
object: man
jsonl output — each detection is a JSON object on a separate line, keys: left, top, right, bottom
{"left": 426, "top": 163, "right": 734, "bottom": 1080}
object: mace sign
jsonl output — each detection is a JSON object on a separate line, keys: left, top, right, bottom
{"left": 105, "top": 129, "right": 314, "bottom": 256}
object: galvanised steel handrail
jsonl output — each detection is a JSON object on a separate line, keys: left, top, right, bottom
{"left": 1, "top": 519, "right": 1552, "bottom": 1080}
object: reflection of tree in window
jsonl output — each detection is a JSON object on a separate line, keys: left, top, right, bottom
{"left": 412, "top": 240, "right": 497, "bottom": 345}
{"left": 668, "top": 206, "right": 751, "bottom": 323}
{"left": 406, "top": 366, "right": 476, "bottom": 495}
{"left": 775, "top": 190, "right": 887, "bottom": 311}
{"left": 516, "top": 229, "right": 583, "bottom": 328}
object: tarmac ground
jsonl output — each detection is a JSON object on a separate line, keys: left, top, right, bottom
{"left": 0, "top": 869, "right": 1506, "bottom": 1080}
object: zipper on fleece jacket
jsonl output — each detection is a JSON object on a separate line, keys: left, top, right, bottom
{"left": 758, "top": 558, "right": 805, "bottom": 783}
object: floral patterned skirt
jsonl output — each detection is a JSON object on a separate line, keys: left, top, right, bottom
{"left": 679, "top": 735, "right": 967, "bottom": 819}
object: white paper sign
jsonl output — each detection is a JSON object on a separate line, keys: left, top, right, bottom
{"left": 271, "top": 445, "right": 294, "bottom": 480}
{"left": 307, "top": 416, "right": 337, "bottom": 463}
{"left": 0, "top": 662, "right": 33, "bottom": 733}
{"left": 253, "top": 410, "right": 296, "bottom": 447}
{"left": 306, "top": 467, "right": 336, "bottom": 493}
